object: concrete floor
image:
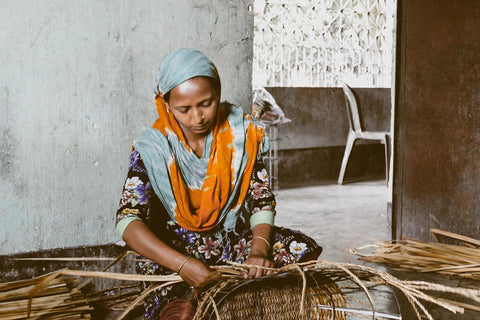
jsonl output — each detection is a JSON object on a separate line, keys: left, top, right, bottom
{"left": 275, "top": 180, "right": 389, "bottom": 264}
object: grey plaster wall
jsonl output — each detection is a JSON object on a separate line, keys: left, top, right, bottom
{"left": 0, "top": 0, "right": 253, "bottom": 254}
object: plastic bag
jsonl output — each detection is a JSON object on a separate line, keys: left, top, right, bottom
{"left": 252, "top": 86, "right": 291, "bottom": 126}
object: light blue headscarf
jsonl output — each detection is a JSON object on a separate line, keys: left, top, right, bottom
{"left": 153, "top": 48, "right": 219, "bottom": 95}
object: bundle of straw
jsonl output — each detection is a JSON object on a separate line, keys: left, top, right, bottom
{"left": 0, "top": 250, "right": 143, "bottom": 319}
{"left": 0, "top": 269, "right": 147, "bottom": 320}
{"left": 351, "top": 229, "right": 480, "bottom": 280}
{"left": 0, "top": 272, "right": 92, "bottom": 319}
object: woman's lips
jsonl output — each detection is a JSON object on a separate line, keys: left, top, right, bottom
{"left": 192, "top": 125, "right": 207, "bottom": 131}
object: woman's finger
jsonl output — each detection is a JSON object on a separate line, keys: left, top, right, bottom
{"left": 266, "top": 266, "right": 273, "bottom": 275}
{"left": 264, "top": 260, "right": 275, "bottom": 276}
{"left": 255, "top": 265, "right": 264, "bottom": 278}
{"left": 248, "top": 266, "right": 257, "bottom": 279}
{"left": 244, "top": 255, "right": 275, "bottom": 279}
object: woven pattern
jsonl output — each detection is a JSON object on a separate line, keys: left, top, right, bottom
{"left": 202, "top": 272, "right": 346, "bottom": 320}
{"left": 253, "top": 0, "right": 395, "bottom": 87}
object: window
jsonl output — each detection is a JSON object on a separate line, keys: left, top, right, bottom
{"left": 253, "top": 0, "right": 396, "bottom": 87}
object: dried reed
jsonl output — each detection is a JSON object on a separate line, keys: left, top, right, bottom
{"left": 0, "top": 272, "right": 91, "bottom": 320}
{"left": 351, "top": 229, "right": 480, "bottom": 280}
{"left": 4, "top": 241, "right": 480, "bottom": 320}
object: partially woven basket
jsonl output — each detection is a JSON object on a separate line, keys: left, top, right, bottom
{"left": 199, "top": 271, "right": 347, "bottom": 320}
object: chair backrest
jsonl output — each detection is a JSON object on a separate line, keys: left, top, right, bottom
{"left": 342, "top": 82, "right": 363, "bottom": 132}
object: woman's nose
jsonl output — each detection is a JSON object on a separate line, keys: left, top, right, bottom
{"left": 192, "top": 109, "right": 204, "bottom": 123}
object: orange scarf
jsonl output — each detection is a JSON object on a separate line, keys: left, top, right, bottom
{"left": 150, "top": 96, "right": 265, "bottom": 232}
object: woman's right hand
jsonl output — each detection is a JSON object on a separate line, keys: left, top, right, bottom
{"left": 178, "top": 257, "right": 223, "bottom": 289}
{"left": 122, "top": 221, "right": 222, "bottom": 290}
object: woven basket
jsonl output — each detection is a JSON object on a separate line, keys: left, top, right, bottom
{"left": 202, "top": 271, "right": 346, "bottom": 320}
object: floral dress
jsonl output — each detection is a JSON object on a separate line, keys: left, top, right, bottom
{"left": 116, "top": 150, "right": 322, "bottom": 319}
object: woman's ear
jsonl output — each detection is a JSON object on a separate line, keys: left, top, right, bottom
{"left": 155, "top": 92, "right": 172, "bottom": 113}
{"left": 156, "top": 91, "right": 170, "bottom": 104}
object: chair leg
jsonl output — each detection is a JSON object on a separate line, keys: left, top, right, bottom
{"left": 338, "top": 132, "right": 356, "bottom": 185}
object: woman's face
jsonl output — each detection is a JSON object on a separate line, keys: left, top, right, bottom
{"left": 166, "top": 76, "right": 219, "bottom": 138}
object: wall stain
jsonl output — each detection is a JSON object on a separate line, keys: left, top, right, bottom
{"left": 0, "top": 87, "right": 14, "bottom": 179}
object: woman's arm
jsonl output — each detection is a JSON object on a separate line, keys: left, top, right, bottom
{"left": 243, "top": 155, "right": 277, "bottom": 278}
{"left": 117, "top": 150, "right": 221, "bottom": 289}
{"left": 245, "top": 223, "right": 275, "bottom": 278}
{"left": 122, "top": 220, "right": 222, "bottom": 288}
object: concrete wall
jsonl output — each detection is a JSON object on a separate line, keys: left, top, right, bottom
{"left": 264, "top": 87, "right": 391, "bottom": 150}
{"left": 0, "top": 0, "right": 253, "bottom": 254}
{"left": 393, "top": 0, "right": 480, "bottom": 240}
{"left": 264, "top": 87, "right": 391, "bottom": 186}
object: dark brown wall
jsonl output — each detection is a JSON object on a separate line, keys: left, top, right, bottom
{"left": 264, "top": 87, "right": 391, "bottom": 186}
{"left": 277, "top": 144, "right": 387, "bottom": 187}
{"left": 393, "top": 0, "right": 480, "bottom": 240}
{"left": 265, "top": 87, "right": 391, "bottom": 149}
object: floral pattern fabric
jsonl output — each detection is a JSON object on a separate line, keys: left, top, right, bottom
{"left": 116, "top": 150, "right": 322, "bottom": 320}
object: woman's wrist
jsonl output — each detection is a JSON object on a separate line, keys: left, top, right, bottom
{"left": 249, "top": 249, "right": 270, "bottom": 259}
{"left": 177, "top": 256, "right": 192, "bottom": 274}
{"left": 251, "top": 224, "right": 274, "bottom": 258}
{"left": 168, "top": 254, "right": 191, "bottom": 274}
{"left": 253, "top": 236, "right": 271, "bottom": 250}
{"left": 250, "top": 238, "right": 271, "bottom": 258}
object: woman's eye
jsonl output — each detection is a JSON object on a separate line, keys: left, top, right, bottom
{"left": 178, "top": 108, "right": 189, "bottom": 114}
{"left": 201, "top": 101, "right": 212, "bottom": 108}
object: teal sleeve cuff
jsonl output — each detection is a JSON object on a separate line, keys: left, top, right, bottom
{"left": 250, "top": 210, "right": 275, "bottom": 229}
{"left": 115, "top": 215, "right": 143, "bottom": 239}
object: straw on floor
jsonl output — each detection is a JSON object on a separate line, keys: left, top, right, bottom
{"left": 0, "top": 272, "right": 91, "bottom": 320}
{"left": 3, "top": 249, "right": 480, "bottom": 320}
{"left": 351, "top": 228, "right": 480, "bottom": 281}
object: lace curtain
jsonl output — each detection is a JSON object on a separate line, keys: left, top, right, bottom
{"left": 253, "top": 0, "right": 396, "bottom": 87}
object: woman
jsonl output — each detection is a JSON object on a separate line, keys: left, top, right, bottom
{"left": 115, "top": 48, "right": 322, "bottom": 320}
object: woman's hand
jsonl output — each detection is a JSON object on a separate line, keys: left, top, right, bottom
{"left": 244, "top": 251, "right": 274, "bottom": 279}
{"left": 243, "top": 223, "right": 275, "bottom": 279}
{"left": 178, "top": 257, "right": 223, "bottom": 289}
{"left": 122, "top": 221, "right": 222, "bottom": 290}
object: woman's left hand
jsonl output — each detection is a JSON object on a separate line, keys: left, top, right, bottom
{"left": 244, "top": 251, "right": 274, "bottom": 279}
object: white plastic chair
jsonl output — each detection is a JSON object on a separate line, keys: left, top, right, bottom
{"left": 338, "top": 82, "right": 390, "bottom": 185}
